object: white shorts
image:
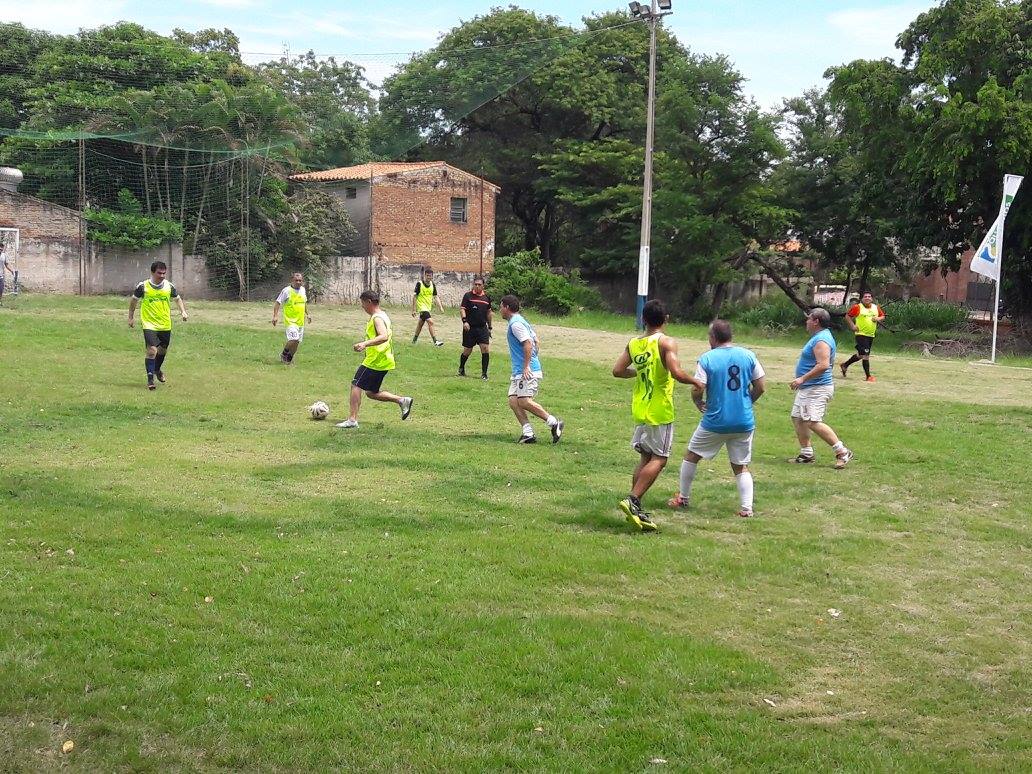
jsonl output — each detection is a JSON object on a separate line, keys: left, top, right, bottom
{"left": 687, "top": 426, "right": 754, "bottom": 465}
{"left": 508, "top": 374, "right": 540, "bottom": 398}
{"left": 631, "top": 423, "right": 674, "bottom": 458}
{"left": 791, "top": 385, "right": 834, "bottom": 422}
{"left": 285, "top": 324, "right": 304, "bottom": 342}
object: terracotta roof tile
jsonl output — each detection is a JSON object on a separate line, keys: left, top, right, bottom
{"left": 289, "top": 161, "right": 499, "bottom": 191}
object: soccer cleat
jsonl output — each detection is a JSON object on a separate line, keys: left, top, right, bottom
{"left": 865, "top": 376, "right": 876, "bottom": 382}
{"left": 434, "top": 340, "right": 444, "bottom": 347}
{"left": 335, "top": 419, "right": 359, "bottom": 429}
{"left": 147, "top": 382, "right": 156, "bottom": 391}
{"left": 550, "top": 419, "right": 564, "bottom": 444}
{"left": 517, "top": 434, "right": 537, "bottom": 444}
{"left": 400, "top": 397, "right": 414, "bottom": 420}
{"left": 412, "top": 336, "right": 419, "bottom": 344}
{"left": 738, "top": 508, "right": 754, "bottom": 518}
{"left": 667, "top": 494, "right": 690, "bottom": 509}
{"left": 834, "top": 449, "right": 854, "bottom": 469}
{"left": 839, "top": 363, "right": 848, "bottom": 378}
{"left": 458, "top": 369, "right": 466, "bottom": 377}
{"left": 481, "top": 374, "right": 488, "bottom": 381}
{"left": 156, "top": 370, "right": 166, "bottom": 383}
{"left": 791, "top": 453, "right": 815, "bottom": 464}
{"left": 619, "top": 497, "right": 657, "bottom": 531}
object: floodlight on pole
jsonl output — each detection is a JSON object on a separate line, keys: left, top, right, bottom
{"left": 629, "top": 0, "right": 672, "bottom": 328}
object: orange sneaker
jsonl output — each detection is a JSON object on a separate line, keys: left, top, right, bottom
{"left": 667, "top": 494, "right": 690, "bottom": 509}
{"left": 865, "top": 376, "right": 876, "bottom": 382}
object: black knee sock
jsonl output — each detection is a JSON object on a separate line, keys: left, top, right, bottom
{"left": 481, "top": 352, "right": 490, "bottom": 375}
{"left": 862, "top": 359, "right": 871, "bottom": 377}
{"left": 145, "top": 358, "right": 156, "bottom": 377}
{"left": 459, "top": 352, "right": 470, "bottom": 371}
{"left": 154, "top": 351, "right": 166, "bottom": 373}
{"left": 843, "top": 354, "right": 860, "bottom": 369}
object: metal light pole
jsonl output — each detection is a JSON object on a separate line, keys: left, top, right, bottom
{"left": 630, "top": 0, "right": 672, "bottom": 328}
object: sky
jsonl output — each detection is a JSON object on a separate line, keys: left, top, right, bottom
{"left": 0, "top": 0, "right": 936, "bottom": 108}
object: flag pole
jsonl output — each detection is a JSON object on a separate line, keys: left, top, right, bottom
{"left": 990, "top": 273, "right": 1001, "bottom": 364}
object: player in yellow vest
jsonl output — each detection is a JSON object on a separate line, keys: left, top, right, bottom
{"left": 336, "top": 290, "right": 414, "bottom": 429}
{"left": 127, "top": 260, "right": 188, "bottom": 390}
{"left": 411, "top": 266, "right": 445, "bottom": 346}
{"left": 841, "top": 291, "right": 886, "bottom": 382}
{"left": 611, "top": 299, "right": 703, "bottom": 531}
{"left": 272, "top": 272, "right": 312, "bottom": 364}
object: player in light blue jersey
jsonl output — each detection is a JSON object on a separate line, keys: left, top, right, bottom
{"left": 669, "top": 319, "right": 766, "bottom": 517}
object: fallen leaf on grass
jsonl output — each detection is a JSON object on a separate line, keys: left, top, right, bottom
{"left": 650, "top": 758, "right": 668, "bottom": 765}
{"left": 763, "top": 698, "right": 777, "bottom": 708}
{"left": 828, "top": 608, "right": 842, "bottom": 618}
{"left": 62, "top": 740, "right": 74, "bottom": 753}
{"left": 534, "top": 726, "right": 544, "bottom": 733}
{"left": 65, "top": 548, "right": 75, "bottom": 556}
{"left": 204, "top": 596, "right": 214, "bottom": 604}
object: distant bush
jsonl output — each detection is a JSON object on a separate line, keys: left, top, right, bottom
{"left": 734, "top": 295, "right": 806, "bottom": 331}
{"left": 881, "top": 299, "right": 968, "bottom": 332}
{"left": 85, "top": 188, "right": 184, "bottom": 249}
{"left": 487, "top": 249, "right": 603, "bottom": 316}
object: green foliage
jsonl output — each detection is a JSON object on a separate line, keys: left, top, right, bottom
{"left": 826, "top": 0, "right": 1032, "bottom": 323}
{"left": 486, "top": 249, "right": 603, "bottom": 316}
{"left": 734, "top": 295, "right": 806, "bottom": 332}
{"left": 85, "top": 187, "right": 184, "bottom": 248}
{"left": 883, "top": 299, "right": 969, "bottom": 332}
{"left": 276, "top": 187, "right": 357, "bottom": 285}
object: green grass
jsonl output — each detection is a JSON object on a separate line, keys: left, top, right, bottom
{"left": 1, "top": 295, "right": 1030, "bottom": 771}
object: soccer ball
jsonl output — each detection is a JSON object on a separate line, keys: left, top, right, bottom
{"left": 309, "top": 401, "right": 330, "bottom": 420}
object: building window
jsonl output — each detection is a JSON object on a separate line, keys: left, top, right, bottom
{"left": 450, "top": 197, "right": 467, "bottom": 223}
{"left": 345, "top": 186, "right": 357, "bottom": 199}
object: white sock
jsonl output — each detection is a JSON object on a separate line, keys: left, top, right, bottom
{"left": 832, "top": 441, "right": 846, "bottom": 454}
{"left": 736, "top": 471, "right": 754, "bottom": 512}
{"left": 800, "top": 446, "right": 814, "bottom": 457}
{"left": 522, "top": 423, "right": 534, "bottom": 437}
{"left": 545, "top": 415, "right": 558, "bottom": 427}
{"left": 679, "top": 460, "right": 698, "bottom": 499}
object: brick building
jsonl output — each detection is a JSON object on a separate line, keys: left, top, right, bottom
{"left": 289, "top": 162, "right": 499, "bottom": 275}
{"left": 911, "top": 249, "right": 996, "bottom": 312}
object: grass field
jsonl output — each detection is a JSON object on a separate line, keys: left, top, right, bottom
{"left": 1, "top": 295, "right": 1030, "bottom": 771}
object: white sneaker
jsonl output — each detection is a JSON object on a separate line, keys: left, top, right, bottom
{"left": 335, "top": 419, "right": 359, "bottom": 429}
{"left": 400, "top": 397, "right": 414, "bottom": 420}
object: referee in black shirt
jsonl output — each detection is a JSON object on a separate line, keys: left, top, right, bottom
{"left": 458, "top": 276, "right": 493, "bottom": 379}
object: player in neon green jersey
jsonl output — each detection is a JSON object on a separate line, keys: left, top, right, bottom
{"left": 128, "top": 260, "right": 188, "bottom": 390}
{"left": 411, "top": 266, "right": 445, "bottom": 346}
{"left": 841, "top": 291, "right": 886, "bottom": 382}
{"left": 336, "top": 290, "right": 414, "bottom": 429}
{"left": 611, "top": 299, "right": 703, "bottom": 531}
{"left": 272, "top": 272, "right": 312, "bottom": 364}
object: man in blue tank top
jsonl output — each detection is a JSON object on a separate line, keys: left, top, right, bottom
{"left": 790, "top": 307, "right": 852, "bottom": 468}
{"left": 668, "top": 319, "right": 766, "bottom": 517}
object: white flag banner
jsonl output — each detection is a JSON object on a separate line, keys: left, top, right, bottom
{"left": 970, "top": 174, "right": 1024, "bottom": 281}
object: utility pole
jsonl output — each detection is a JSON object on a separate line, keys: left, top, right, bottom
{"left": 629, "top": 0, "right": 672, "bottom": 328}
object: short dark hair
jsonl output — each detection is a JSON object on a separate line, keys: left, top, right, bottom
{"left": 150, "top": 261, "right": 167, "bottom": 272}
{"left": 473, "top": 276, "right": 484, "bottom": 284}
{"left": 709, "top": 318, "right": 733, "bottom": 344}
{"left": 808, "top": 307, "right": 832, "bottom": 328}
{"left": 359, "top": 290, "right": 380, "bottom": 304}
{"left": 861, "top": 290, "right": 873, "bottom": 297}
{"left": 642, "top": 299, "right": 668, "bottom": 328}
{"left": 423, "top": 266, "right": 433, "bottom": 275}
{"left": 500, "top": 294, "right": 520, "bottom": 312}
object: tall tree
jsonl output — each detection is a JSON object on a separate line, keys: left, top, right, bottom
{"left": 827, "top": 0, "right": 1032, "bottom": 325}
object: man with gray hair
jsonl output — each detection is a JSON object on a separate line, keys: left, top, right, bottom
{"left": 789, "top": 307, "right": 853, "bottom": 469}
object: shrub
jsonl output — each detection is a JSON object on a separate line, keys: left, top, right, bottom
{"left": 84, "top": 189, "right": 184, "bottom": 249}
{"left": 881, "top": 299, "right": 968, "bottom": 332}
{"left": 487, "top": 249, "right": 603, "bottom": 316}
{"left": 735, "top": 295, "right": 806, "bottom": 330}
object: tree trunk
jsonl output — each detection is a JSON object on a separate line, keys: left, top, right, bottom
{"left": 711, "top": 282, "right": 729, "bottom": 317}
{"left": 141, "top": 146, "right": 151, "bottom": 213}
{"left": 842, "top": 263, "right": 854, "bottom": 305}
{"left": 190, "top": 153, "right": 215, "bottom": 253}
{"left": 858, "top": 258, "right": 872, "bottom": 295}
{"left": 746, "top": 252, "right": 811, "bottom": 312}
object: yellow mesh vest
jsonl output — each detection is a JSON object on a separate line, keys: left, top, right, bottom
{"left": 362, "top": 311, "right": 396, "bottom": 371}
{"left": 628, "top": 333, "right": 674, "bottom": 425}
{"left": 140, "top": 281, "right": 173, "bottom": 331}
{"left": 282, "top": 287, "right": 306, "bottom": 327}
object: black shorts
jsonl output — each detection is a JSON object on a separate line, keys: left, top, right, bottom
{"left": 352, "top": 365, "right": 388, "bottom": 393}
{"left": 855, "top": 335, "right": 874, "bottom": 356}
{"left": 143, "top": 329, "right": 172, "bottom": 349}
{"left": 462, "top": 325, "right": 491, "bottom": 348}
{"left": 418, "top": 311, "right": 432, "bottom": 321}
